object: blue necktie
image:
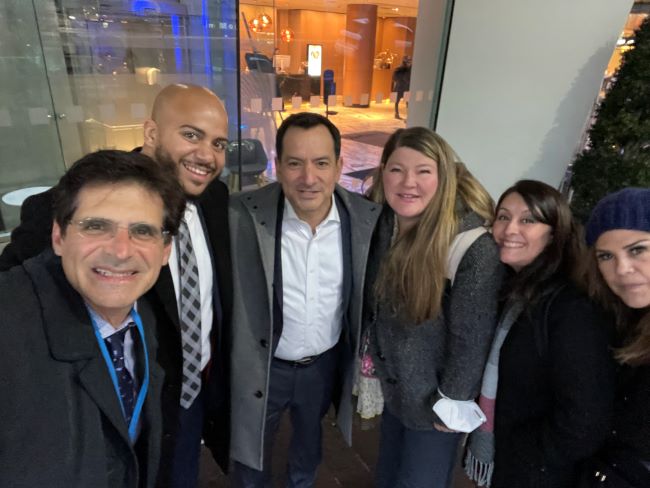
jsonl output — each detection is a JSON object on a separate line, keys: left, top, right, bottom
{"left": 104, "top": 326, "right": 136, "bottom": 424}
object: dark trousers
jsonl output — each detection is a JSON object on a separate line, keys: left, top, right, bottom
{"left": 232, "top": 346, "right": 339, "bottom": 488}
{"left": 167, "top": 387, "right": 205, "bottom": 488}
{"left": 376, "top": 408, "right": 462, "bottom": 488}
{"left": 395, "top": 91, "right": 406, "bottom": 116}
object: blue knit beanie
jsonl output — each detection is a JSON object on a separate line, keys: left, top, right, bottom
{"left": 585, "top": 187, "right": 650, "bottom": 246}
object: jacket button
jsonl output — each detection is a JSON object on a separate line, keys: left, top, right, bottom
{"left": 377, "top": 352, "right": 386, "bottom": 361}
{"left": 255, "top": 390, "right": 264, "bottom": 398}
{"left": 260, "top": 339, "right": 268, "bottom": 348}
{"left": 386, "top": 378, "right": 397, "bottom": 384}
{"left": 260, "top": 221, "right": 266, "bottom": 226}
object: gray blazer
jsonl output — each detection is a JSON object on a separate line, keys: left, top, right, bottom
{"left": 228, "top": 183, "right": 380, "bottom": 470}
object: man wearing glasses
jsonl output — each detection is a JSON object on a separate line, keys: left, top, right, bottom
{"left": 0, "top": 84, "right": 233, "bottom": 487}
{"left": 0, "top": 150, "right": 185, "bottom": 487}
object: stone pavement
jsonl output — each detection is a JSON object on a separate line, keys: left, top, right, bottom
{"left": 198, "top": 410, "right": 475, "bottom": 488}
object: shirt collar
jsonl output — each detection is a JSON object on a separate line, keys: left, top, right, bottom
{"left": 183, "top": 200, "right": 198, "bottom": 224}
{"left": 283, "top": 194, "right": 340, "bottom": 228}
{"left": 86, "top": 303, "right": 137, "bottom": 340}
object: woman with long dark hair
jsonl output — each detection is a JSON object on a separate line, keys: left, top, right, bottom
{"left": 581, "top": 188, "right": 650, "bottom": 487}
{"left": 465, "top": 180, "right": 615, "bottom": 487}
{"left": 364, "top": 127, "right": 503, "bottom": 488}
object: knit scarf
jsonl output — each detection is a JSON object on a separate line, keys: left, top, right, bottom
{"left": 464, "top": 300, "right": 523, "bottom": 487}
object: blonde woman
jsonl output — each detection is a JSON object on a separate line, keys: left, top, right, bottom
{"left": 364, "top": 127, "right": 503, "bottom": 488}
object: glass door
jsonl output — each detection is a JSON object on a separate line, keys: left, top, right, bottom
{"left": 237, "top": 0, "right": 420, "bottom": 193}
{"left": 0, "top": 1, "right": 67, "bottom": 235}
{"left": 0, "top": 0, "right": 239, "bottom": 239}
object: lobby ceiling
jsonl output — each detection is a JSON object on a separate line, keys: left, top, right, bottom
{"left": 242, "top": 0, "right": 419, "bottom": 18}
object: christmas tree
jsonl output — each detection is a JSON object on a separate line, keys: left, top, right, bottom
{"left": 570, "top": 16, "right": 650, "bottom": 222}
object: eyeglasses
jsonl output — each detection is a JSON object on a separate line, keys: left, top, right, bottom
{"left": 69, "top": 217, "right": 170, "bottom": 243}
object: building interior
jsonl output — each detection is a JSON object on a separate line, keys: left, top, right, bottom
{"left": 0, "top": 0, "right": 645, "bottom": 240}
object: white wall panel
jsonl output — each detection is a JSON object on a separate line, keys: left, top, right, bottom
{"left": 435, "top": 0, "right": 633, "bottom": 198}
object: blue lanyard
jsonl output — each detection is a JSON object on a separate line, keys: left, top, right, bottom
{"left": 90, "top": 308, "right": 150, "bottom": 444}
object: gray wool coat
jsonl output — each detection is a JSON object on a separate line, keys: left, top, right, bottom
{"left": 228, "top": 183, "right": 380, "bottom": 470}
{"left": 366, "top": 208, "right": 504, "bottom": 430}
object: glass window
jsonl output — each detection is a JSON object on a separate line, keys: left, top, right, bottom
{"left": 0, "top": 0, "right": 239, "bottom": 237}
{"left": 236, "top": 0, "right": 421, "bottom": 194}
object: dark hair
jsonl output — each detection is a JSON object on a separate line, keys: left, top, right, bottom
{"left": 275, "top": 112, "right": 341, "bottom": 161}
{"left": 495, "top": 179, "right": 585, "bottom": 304}
{"left": 53, "top": 150, "right": 185, "bottom": 242}
{"left": 585, "top": 251, "right": 650, "bottom": 366}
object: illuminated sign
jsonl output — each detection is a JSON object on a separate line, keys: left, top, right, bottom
{"left": 307, "top": 44, "right": 322, "bottom": 77}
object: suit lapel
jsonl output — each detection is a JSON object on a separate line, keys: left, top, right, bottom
{"left": 153, "top": 265, "right": 179, "bottom": 330}
{"left": 334, "top": 186, "right": 380, "bottom": 349}
{"left": 134, "top": 306, "right": 165, "bottom": 483}
{"left": 242, "top": 183, "right": 282, "bottom": 307}
{"left": 78, "top": 356, "right": 132, "bottom": 443}
{"left": 334, "top": 193, "right": 353, "bottom": 317}
{"left": 336, "top": 186, "right": 380, "bottom": 303}
{"left": 199, "top": 180, "right": 232, "bottom": 325}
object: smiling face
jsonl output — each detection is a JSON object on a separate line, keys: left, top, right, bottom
{"left": 382, "top": 146, "right": 439, "bottom": 233}
{"left": 143, "top": 86, "right": 229, "bottom": 197}
{"left": 52, "top": 182, "right": 172, "bottom": 326}
{"left": 492, "top": 192, "right": 553, "bottom": 272}
{"left": 595, "top": 229, "right": 650, "bottom": 309}
{"left": 275, "top": 124, "right": 342, "bottom": 230}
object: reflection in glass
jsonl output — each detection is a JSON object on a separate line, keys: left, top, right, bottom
{"left": 0, "top": 0, "right": 238, "bottom": 236}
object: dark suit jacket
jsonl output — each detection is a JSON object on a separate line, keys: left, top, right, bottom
{"left": 0, "top": 179, "right": 233, "bottom": 475}
{"left": 0, "top": 251, "right": 164, "bottom": 488}
{"left": 0, "top": 187, "right": 55, "bottom": 271}
{"left": 147, "top": 179, "right": 233, "bottom": 479}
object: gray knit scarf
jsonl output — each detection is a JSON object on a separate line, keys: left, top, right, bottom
{"left": 464, "top": 300, "right": 524, "bottom": 487}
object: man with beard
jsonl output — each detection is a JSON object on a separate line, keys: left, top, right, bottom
{"left": 0, "top": 84, "right": 233, "bottom": 488}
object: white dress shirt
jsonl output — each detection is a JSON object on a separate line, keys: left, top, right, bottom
{"left": 169, "top": 201, "right": 214, "bottom": 370}
{"left": 274, "top": 196, "right": 344, "bottom": 361}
